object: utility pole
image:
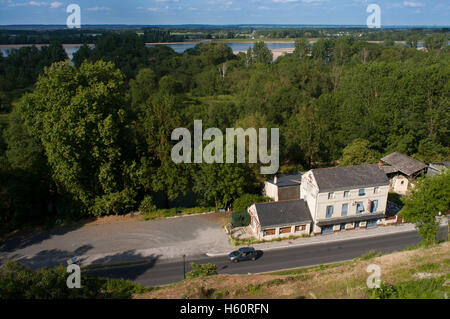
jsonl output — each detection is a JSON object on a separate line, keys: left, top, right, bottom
{"left": 183, "top": 254, "right": 186, "bottom": 280}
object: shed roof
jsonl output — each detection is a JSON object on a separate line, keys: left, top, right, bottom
{"left": 381, "top": 152, "right": 427, "bottom": 176}
{"left": 254, "top": 199, "right": 312, "bottom": 229}
{"left": 311, "top": 164, "right": 389, "bottom": 192}
{"left": 267, "top": 173, "right": 302, "bottom": 187}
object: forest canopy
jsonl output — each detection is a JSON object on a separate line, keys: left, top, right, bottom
{"left": 0, "top": 32, "right": 448, "bottom": 233}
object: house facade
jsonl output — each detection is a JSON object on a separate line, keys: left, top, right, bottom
{"left": 300, "top": 164, "right": 390, "bottom": 235}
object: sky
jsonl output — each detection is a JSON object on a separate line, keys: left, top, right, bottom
{"left": 0, "top": 0, "right": 449, "bottom": 26}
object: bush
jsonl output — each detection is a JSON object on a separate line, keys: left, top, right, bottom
{"left": 0, "top": 261, "right": 149, "bottom": 299}
{"left": 138, "top": 195, "right": 157, "bottom": 214}
{"left": 232, "top": 194, "right": 271, "bottom": 212}
{"left": 231, "top": 210, "right": 251, "bottom": 227}
{"left": 368, "top": 277, "right": 449, "bottom": 299}
{"left": 186, "top": 262, "right": 217, "bottom": 279}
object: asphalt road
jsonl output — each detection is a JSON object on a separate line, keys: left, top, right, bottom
{"left": 86, "top": 226, "right": 448, "bottom": 287}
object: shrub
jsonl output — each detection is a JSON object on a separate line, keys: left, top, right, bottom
{"left": 0, "top": 261, "right": 148, "bottom": 299}
{"left": 232, "top": 194, "right": 271, "bottom": 212}
{"left": 231, "top": 210, "right": 250, "bottom": 227}
{"left": 186, "top": 262, "right": 217, "bottom": 279}
{"left": 138, "top": 195, "right": 157, "bottom": 214}
{"left": 368, "top": 277, "right": 449, "bottom": 299}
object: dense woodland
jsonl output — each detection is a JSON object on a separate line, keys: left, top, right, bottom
{"left": 0, "top": 31, "right": 448, "bottom": 234}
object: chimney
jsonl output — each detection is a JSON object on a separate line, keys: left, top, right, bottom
{"left": 378, "top": 161, "right": 383, "bottom": 169}
{"left": 274, "top": 175, "right": 278, "bottom": 184}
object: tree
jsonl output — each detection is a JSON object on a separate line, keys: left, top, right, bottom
{"left": 424, "top": 33, "right": 446, "bottom": 53}
{"left": 17, "top": 61, "right": 138, "bottom": 216}
{"left": 251, "top": 41, "right": 273, "bottom": 64}
{"left": 400, "top": 170, "right": 450, "bottom": 245}
{"left": 339, "top": 139, "right": 380, "bottom": 166}
{"left": 193, "top": 163, "right": 247, "bottom": 211}
{"left": 294, "top": 38, "right": 310, "bottom": 59}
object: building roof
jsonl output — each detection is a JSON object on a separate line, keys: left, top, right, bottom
{"left": 254, "top": 199, "right": 312, "bottom": 229}
{"left": 381, "top": 151, "right": 427, "bottom": 176}
{"left": 311, "top": 164, "right": 390, "bottom": 193}
{"left": 427, "top": 161, "right": 450, "bottom": 177}
{"left": 267, "top": 173, "right": 302, "bottom": 187}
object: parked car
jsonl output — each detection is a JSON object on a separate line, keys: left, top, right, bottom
{"left": 228, "top": 247, "right": 257, "bottom": 263}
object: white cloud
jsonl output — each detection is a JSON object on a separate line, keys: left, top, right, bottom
{"left": 86, "top": 6, "right": 111, "bottom": 12}
{"left": 50, "top": 1, "right": 62, "bottom": 8}
{"left": 403, "top": 1, "right": 424, "bottom": 7}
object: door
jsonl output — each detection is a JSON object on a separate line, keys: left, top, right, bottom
{"left": 321, "top": 225, "right": 334, "bottom": 235}
{"left": 367, "top": 219, "right": 378, "bottom": 228}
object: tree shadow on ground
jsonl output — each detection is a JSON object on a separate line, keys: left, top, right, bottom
{"left": 84, "top": 251, "right": 162, "bottom": 283}
{"left": 0, "top": 221, "right": 95, "bottom": 253}
{"left": 4, "top": 244, "right": 94, "bottom": 270}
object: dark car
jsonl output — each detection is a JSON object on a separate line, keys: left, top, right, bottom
{"left": 228, "top": 247, "right": 257, "bottom": 263}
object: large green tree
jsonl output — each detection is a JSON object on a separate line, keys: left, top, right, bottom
{"left": 400, "top": 171, "right": 450, "bottom": 245}
{"left": 17, "top": 61, "right": 138, "bottom": 216}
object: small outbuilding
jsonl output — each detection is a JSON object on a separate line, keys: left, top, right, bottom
{"left": 248, "top": 199, "right": 312, "bottom": 240}
{"left": 263, "top": 173, "right": 302, "bottom": 201}
{"left": 380, "top": 151, "right": 427, "bottom": 195}
{"left": 427, "top": 161, "right": 449, "bottom": 178}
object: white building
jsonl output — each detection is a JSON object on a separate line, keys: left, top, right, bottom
{"left": 300, "top": 164, "right": 391, "bottom": 235}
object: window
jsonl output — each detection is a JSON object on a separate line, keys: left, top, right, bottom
{"left": 344, "top": 191, "right": 350, "bottom": 198}
{"left": 328, "top": 192, "right": 334, "bottom": 199}
{"left": 326, "top": 205, "right": 334, "bottom": 218}
{"left": 264, "top": 229, "right": 275, "bottom": 236}
{"left": 280, "top": 227, "right": 291, "bottom": 234}
{"left": 295, "top": 225, "right": 306, "bottom": 232}
{"left": 341, "top": 203, "right": 348, "bottom": 217}
{"left": 374, "top": 187, "right": 379, "bottom": 194}
{"left": 354, "top": 221, "right": 360, "bottom": 229}
{"left": 340, "top": 223, "right": 346, "bottom": 231}
{"left": 359, "top": 189, "right": 366, "bottom": 196}
{"left": 356, "top": 202, "right": 364, "bottom": 214}
{"left": 370, "top": 200, "right": 378, "bottom": 213}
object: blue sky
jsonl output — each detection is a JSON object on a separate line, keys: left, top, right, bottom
{"left": 0, "top": 0, "right": 448, "bottom": 26}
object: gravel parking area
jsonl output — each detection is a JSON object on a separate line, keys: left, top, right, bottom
{"left": 0, "top": 212, "right": 234, "bottom": 269}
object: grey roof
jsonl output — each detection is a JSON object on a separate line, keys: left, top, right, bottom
{"left": 312, "top": 164, "right": 390, "bottom": 192}
{"left": 427, "top": 161, "right": 450, "bottom": 177}
{"left": 268, "top": 173, "right": 302, "bottom": 187}
{"left": 254, "top": 199, "right": 312, "bottom": 229}
{"left": 316, "top": 212, "right": 385, "bottom": 227}
{"left": 381, "top": 152, "right": 427, "bottom": 176}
